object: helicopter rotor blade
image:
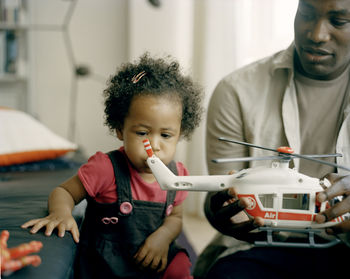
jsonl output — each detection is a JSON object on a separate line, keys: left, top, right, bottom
{"left": 301, "top": 154, "right": 342, "bottom": 158}
{"left": 218, "top": 137, "right": 277, "bottom": 153}
{"left": 288, "top": 153, "right": 350, "bottom": 172}
{"left": 218, "top": 137, "right": 350, "bottom": 172}
{"left": 212, "top": 156, "right": 281, "bottom": 163}
{"left": 213, "top": 154, "right": 342, "bottom": 164}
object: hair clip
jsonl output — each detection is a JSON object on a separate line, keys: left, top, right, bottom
{"left": 132, "top": 71, "right": 146, "bottom": 83}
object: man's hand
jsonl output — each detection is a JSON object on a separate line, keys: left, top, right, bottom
{"left": 316, "top": 173, "right": 350, "bottom": 233}
{"left": 205, "top": 187, "right": 264, "bottom": 241}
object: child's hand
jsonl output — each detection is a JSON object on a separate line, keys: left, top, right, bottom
{"left": 21, "top": 213, "right": 80, "bottom": 243}
{"left": 133, "top": 229, "right": 170, "bottom": 273}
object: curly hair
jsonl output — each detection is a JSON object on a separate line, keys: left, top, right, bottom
{"left": 103, "top": 53, "right": 204, "bottom": 140}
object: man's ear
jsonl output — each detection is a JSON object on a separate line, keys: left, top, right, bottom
{"left": 116, "top": 129, "right": 123, "bottom": 141}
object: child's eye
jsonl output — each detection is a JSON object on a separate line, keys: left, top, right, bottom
{"left": 136, "top": 131, "right": 147, "bottom": 136}
{"left": 161, "top": 133, "right": 172, "bottom": 139}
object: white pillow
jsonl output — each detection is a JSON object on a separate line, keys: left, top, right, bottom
{"left": 0, "top": 107, "right": 77, "bottom": 166}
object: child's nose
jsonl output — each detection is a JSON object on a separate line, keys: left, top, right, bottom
{"left": 150, "top": 138, "right": 161, "bottom": 151}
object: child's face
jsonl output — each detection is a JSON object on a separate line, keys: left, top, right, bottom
{"left": 117, "top": 94, "right": 182, "bottom": 174}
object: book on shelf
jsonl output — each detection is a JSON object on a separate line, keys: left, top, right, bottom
{"left": 0, "top": 0, "right": 27, "bottom": 80}
{"left": 0, "top": 30, "right": 18, "bottom": 76}
{"left": 0, "top": 0, "right": 24, "bottom": 25}
{"left": 0, "top": 31, "right": 4, "bottom": 74}
{"left": 5, "top": 30, "right": 17, "bottom": 74}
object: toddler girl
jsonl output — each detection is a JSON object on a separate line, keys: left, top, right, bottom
{"left": 22, "top": 53, "right": 203, "bottom": 279}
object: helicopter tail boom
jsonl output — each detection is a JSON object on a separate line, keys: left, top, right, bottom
{"left": 146, "top": 155, "right": 238, "bottom": 191}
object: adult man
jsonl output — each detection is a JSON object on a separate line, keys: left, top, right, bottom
{"left": 194, "top": 0, "right": 350, "bottom": 278}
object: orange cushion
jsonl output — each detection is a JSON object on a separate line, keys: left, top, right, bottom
{"left": 0, "top": 108, "right": 77, "bottom": 166}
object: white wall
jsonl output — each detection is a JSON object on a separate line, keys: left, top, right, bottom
{"left": 127, "top": 0, "right": 196, "bottom": 177}
{"left": 28, "top": 0, "right": 128, "bottom": 157}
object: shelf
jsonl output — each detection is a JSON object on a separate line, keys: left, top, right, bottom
{"left": 0, "top": 0, "right": 29, "bottom": 111}
{"left": 0, "top": 73, "right": 26, "bottom": 82}
{"left": 0, "top": 22, "right": 28, "bottom": 30}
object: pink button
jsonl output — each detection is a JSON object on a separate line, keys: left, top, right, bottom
{"left": 120, "top": 202, "right": 133, "bottom": 214}
{"left": 166, "top": 204, "right": 173, "bottom": 216}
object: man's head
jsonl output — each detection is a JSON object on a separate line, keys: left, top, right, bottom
{"left": 294, "top": 0, "right": 350, "bottom": 80}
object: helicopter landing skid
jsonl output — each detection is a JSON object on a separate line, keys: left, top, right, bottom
{"left": 254, "top": 227, "right": 341, "bottom": 248}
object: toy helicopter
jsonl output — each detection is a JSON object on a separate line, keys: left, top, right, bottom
{"left": 143, "top": 138, "right": 350, "bottom": 248}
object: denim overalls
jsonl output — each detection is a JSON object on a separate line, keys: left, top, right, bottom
{"left": 74, "top": 150, "right": 182, "bottom": 278}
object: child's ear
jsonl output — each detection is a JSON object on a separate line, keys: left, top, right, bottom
{"left": 116, "top": 129, "right": 123, "bottom": 141}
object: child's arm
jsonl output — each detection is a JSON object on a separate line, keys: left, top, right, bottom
{"left": 133, "top": 203, "right": 183, "bottom": 273}
{"left": 21, "top": 175, "right": 87, "bottom": 243}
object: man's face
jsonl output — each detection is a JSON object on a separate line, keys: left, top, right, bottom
{"left": 294, "top": 0, "right": 350, "bottom": 80}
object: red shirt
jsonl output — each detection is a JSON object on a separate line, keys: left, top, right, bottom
{"left": 78, "top": 148, "right": 188, "bottom": 205}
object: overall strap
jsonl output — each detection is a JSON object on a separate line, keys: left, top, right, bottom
{"left": 107, "top": 150, "right": 134, "bottom": 216}
{"left": 108, "top": 150, "right": 179, "bottom": 215}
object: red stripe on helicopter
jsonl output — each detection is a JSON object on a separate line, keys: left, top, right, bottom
{"left": 239, "top": 194, "right": 315, "bottom": 222}
{"left": 239, "top": 194, "right": 345, "bottom": 223}
{"left": 278, "top": 212, "right": 312, "bottom": 221}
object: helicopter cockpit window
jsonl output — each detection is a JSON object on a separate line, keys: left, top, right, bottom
{"left": 282, "top": 194, "right": 309, "bottom": 210}
{"left": 258, "top": 194, "right": 274, "bottom": 209}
